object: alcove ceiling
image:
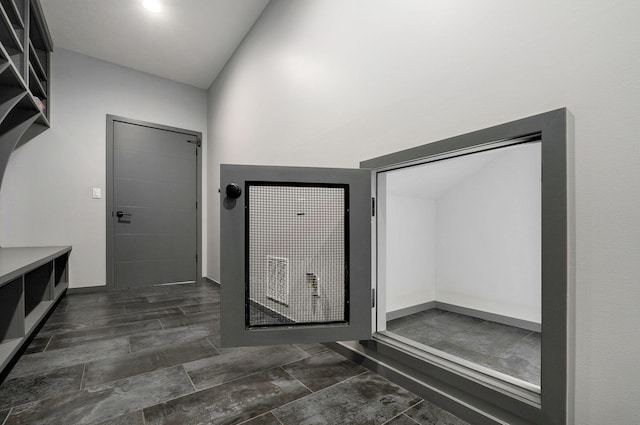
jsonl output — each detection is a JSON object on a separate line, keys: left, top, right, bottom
{"left": 40, "top": 0, "right": 271, "bottom": 89}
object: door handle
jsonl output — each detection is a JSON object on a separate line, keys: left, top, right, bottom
{"left": 116, "top": 211, "right": 131, "bottom": 218}
{"left": 225, "top": 183, "right": 242, "bottom": 199}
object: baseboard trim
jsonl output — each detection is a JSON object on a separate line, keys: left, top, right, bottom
{"left": 435, "top": 302, "right": 541, "bottom": 333}
{"left": 387, "top": 301, "right": 540, "bottom": 333}
{"left": 67, "top": 286, "right": 107, "bottom": 294}
{"left": 205, "top": 277, "right": 220, "bottom": 287}
{"left": 387, "top": 301, "right": 436, "bottom": 321}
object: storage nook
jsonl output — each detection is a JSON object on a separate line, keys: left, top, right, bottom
{"left": 0, "top": 246, "right": 70, "bottom": 380}
{"left": 0, "top": 0, "right": 52, "bottom": 190}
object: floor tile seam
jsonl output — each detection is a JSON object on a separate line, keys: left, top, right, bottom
{"left": 182, "top": 364, "right": 198, "bottom": 393}
{"left": 41, "top": 335, "right": 53, "bottom": 353}
{"left": 271, "top": 411, "right": 286, "bottom": 425}
{"left": 234, "top": 412, "right": 276, "bottom": 425}
{"left": 1, "top": 407, "right": 12, "bottom": 425}
{"left": 50, "top": 317, "right": 165, "bottom": 338}
{"left": 380, "top": 412, "right": 421, "bottom": 425}
{"left": 87, "top": 366, "right": 197, "bottom": 417}
{"left": 79, "top": 363, "right": 87, "bottom": 390}
{"left": 274, "top": 367, "right": 372, "bottom": 408}
{"left": 399, "top": 399, "right": 425, "bottom": 418}
{"left": 278, "top": 365, "right": 314, "bottom": 394}
{"left": 82, "top": 337, "right": 220, "bottom": 376}
{"left": 0, "top": 382, "right": 90, "bottom": 413}
{"left": 290, "top": 344, "right": 317, "bottom": 358}
{"left": 81, "top": 342, "right": 220, "bottom": 388}
{"left": 44, "top": 329, "right": 166, "bottom": 352}
{"left": 205, "top": 337, "right": 220, "bottom": 355}
{"left": 187, "top": 363, "right": 312, "bottom": 395}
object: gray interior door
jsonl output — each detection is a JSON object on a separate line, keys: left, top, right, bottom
{"left": 110, "top": 120, "right": 198, "bottom": 289}
{"left": 220, "top": 164, "right": 372, "bottom": 347}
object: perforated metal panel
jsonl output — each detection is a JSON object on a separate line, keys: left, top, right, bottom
{"left": 246, "top": 183, "right": 349, "bottom": 328}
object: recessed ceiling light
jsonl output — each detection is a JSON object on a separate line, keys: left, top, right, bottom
{"left": 143, "top": 0, "right": 163, "bottom": 13}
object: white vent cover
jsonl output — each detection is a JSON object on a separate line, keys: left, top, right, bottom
{"left": 267, "top": 256, "right": 289, "bottom": 305}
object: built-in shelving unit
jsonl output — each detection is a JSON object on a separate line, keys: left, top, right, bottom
{"left": 0, "top": 246, "right": 70, "bottom": 382}
{"left": 0, "top": 0, "right": 52, "bottom": 190}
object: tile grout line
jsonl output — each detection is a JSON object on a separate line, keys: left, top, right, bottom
{"left": 182, "top": 365, "right": 198, "bottom": 393}
{"left": 390, "top": 399, "right": 425, "bottom": 425}
{"left": 205, "top": 337, "right": 220, "bottom": 355}
{"left": 271, "top": 410, "right": 286, "bottom": 425}
{"left": 42, "top": 335, "right": 53, "bottom": 353}
{"left": 1, "top": 408, "right": 12, "bottom": 425}
{"left": 268, "top": 368, "right": 372, "bottom": 415}
{"left": 279, "top": 366, "right": 314, "bottom": 394}
{"left": 79, "top": 363, "right": 87, "bottom": 390}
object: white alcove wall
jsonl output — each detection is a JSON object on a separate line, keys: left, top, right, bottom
{"left": 383, "top": 191, "right": 437, "bottom": 314}
{"left": 436, "top": 143, "right": 542, "bottom": 323}
{"left": 383, "top": 142, "right": 541, "bottom": 324}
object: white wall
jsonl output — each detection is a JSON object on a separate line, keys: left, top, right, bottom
{"left": 384, "top": 193, "right": 436, "bottom": 313}
{"left": 436, "top": 143, "right": 541, "bottom": 323}
{"left": 0, "top": 48, "right": 208, "bottom": 288}
{"left": 206, "top": 1, "right": 640, "bottom": 422}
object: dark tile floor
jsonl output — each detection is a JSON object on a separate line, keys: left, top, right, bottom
{"left": 387, "top": 308, "right": 541, "bottom": 385}
{"left": 0, "top": 283, "right": 470, "bottom": 425}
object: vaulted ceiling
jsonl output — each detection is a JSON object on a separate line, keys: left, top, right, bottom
{"left": 40, "top": 0, "right": 270, "bottom": 89}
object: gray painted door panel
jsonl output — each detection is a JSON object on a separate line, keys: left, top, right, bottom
{"left": 112, "top": 122, "right": 197, "bottom": 288}
{"left": 220, "top": 164, "right": 372, "bottom": 347}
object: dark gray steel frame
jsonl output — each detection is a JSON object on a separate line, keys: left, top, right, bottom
{"left": 350, "top": 108, "right": 574, "bottom": 425}
{"left": 244, "top": 180, "right": 351, "bottom": 329}
{"left": 105, "top": 115, "right": 203, "bottom": 290}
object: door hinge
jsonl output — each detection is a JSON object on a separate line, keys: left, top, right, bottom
{"left": 372, "top": 197, "right": 376, "bottom": 217}
{"left": 195, "top": 254, "right": 198, "bottom": 262}
{"left": 196, "top": 201, "right": 198, "bottom": 209}
{"left": 371, "top": 288, "right": 376, "bottom": 308}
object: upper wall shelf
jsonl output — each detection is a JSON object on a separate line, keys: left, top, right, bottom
{"left": 0, "top": 0, "right": 52, "bottom": 190}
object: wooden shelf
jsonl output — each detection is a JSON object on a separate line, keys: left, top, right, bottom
{"left": 0, "top": 4, "right": 23, "bottom": 53}
{"left": 0, "top": 0, "right": 24, "bottom": 29}
{"left": 27, "top": 62, "right": 45, "bottom": 98}
{"left": 0, "top": 0, "right": 52, "bottom": 189}
{"left": 0, "top": 338, "right": 21, "bottom": 372}
{"left": 28, "top": 41, "right": 44, "bottom": 79}
{"left": 24, "top": 300, "right": 52, "bottom": 332}
{"left": 0, "top": 246, "right": 71, "bottom": 382}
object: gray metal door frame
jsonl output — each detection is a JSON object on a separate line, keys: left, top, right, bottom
{"left": 106, "top": 115, "right": 202, "bottom": 290}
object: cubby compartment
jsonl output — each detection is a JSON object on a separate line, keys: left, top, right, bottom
{"left": 24, "top": 261, "right": 52, "bottom": 324}
{"left": 0, "top": 246, "right": 71, "bottom": 380}
{"left": 54, "top": 252, "right": 69, "bottom": 297}
{"left": 1, "top": 0, "right": 52, "bottom": 192}
{"left": 0, "top": 276, "right": 24, "bottom": 341}
{"left": 0, "top": 276, "right": 25, "bottom": 373}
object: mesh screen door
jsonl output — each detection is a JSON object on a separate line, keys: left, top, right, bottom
{"left": 220, "top": 165, "right": 371, "bottom": 347}
{"left": 247, "top": 183, "right": 349, "bottom": 328}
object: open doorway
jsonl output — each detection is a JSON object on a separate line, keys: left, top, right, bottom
{"left": 377, "top": 141, "right": 542, "bottom": 389}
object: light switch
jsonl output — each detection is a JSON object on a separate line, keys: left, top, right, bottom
{"left": 92, "top": 187, "right": 102, "bottom": 199}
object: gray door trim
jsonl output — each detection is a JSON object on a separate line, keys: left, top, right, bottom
{"left": 360, "top": 108, "right": 573, "bottom": 425}
{"left": 106, "top": 115, "right": 203, "bottom": 290}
